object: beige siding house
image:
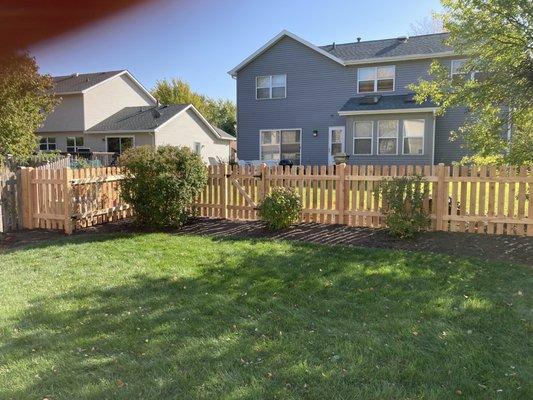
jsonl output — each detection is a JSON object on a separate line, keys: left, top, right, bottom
{"left": 37, "top": 70, "right": 235, "bottom": 163}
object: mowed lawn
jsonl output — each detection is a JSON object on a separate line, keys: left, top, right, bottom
{"left": 0, "top": 233, "right": 531, "bottom": 399}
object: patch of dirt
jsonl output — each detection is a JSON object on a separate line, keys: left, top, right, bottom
{"left": 1, "top": 218, "right": 532, "bottom": 266}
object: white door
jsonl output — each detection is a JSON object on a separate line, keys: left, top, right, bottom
{"left": 328, "top": 126, "right": 345, "bottom": 164}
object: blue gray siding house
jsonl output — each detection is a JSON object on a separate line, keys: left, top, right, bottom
{"left": 229, "top": 30, "right": 469, "bottom": 165}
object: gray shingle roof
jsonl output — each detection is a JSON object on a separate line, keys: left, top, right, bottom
{"left": 339, "top": 94, "right": 436, "bottom": 113}
{"left": 52, "top": 70, "right": 125, "bottom": 93}
{"left": 320, "top": 33, "right": 451, "bottom": 61}
{"left": 86, "top": 104, "right": 190, "bottom": 132}
{"left": 214, "top": 127, "right": 236, "bottom": 140}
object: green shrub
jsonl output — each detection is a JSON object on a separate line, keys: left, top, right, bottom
{"left": 376, "top": 175, "right": 430, "bottom": 239}
{"left": 119, "top": 145, "right": 207, "bottom": 228}
{"left": 259, "top": 187, "right": 302, "bottom": 230}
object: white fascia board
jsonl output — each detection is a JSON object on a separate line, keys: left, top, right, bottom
{"left": 338, "top": 107, "right": 438, "bottom": 116}
{"left": 81, "top": 70, "right": 158, "bottom": 104}
{"left": 228, "top": 30, "right": 345, "bottom": 77}
{"left": 153, "top": 104, "right": 224, "bottom": 141}
{"left": 343, "top": 51, "right": 455, "bottom": 66}
{"left": 84, "top": 129, "right": 155, "bottom": 134}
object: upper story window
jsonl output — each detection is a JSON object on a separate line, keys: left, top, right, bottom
{"left": 358, "top": 66, "right": 395, "bottom": 93}
{"left": 451, "top": 59, "right": 482, "bottom": 82}
{"left": 256, "top": 75, "right": 286, "bottom": 100}
{"left": 67, "top": 136, "right": 84, "bottom": 153}
{"left": 39, "top": 137, "right": 56, "bottom": 151}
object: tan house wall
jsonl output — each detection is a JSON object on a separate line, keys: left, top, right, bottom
{"left": 38, "top": 94, "right": 85, "bottom": 132}
{"left": 155, "top": 109, "right": 232, "bottom": 162}
{"left": 37, "top": 131, "right": 154, "bottom": 152}
{"left": 83, "top": 74, "right": 155, "bottom": 129}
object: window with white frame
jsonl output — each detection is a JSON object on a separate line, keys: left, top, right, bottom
{"left": 451, "top": 59, "right": 469, "bottom": 82}
{"left": 256, "top": 75, "right": 286, "bottom": 99}
{"left": 403, "top": 119, "right": 425, "bottom": 155}
{"left": 39, "top": 137, "right": 56, "bottom": 151}
{"left": 193, "top": 142, "right": 202, "bottom": 155}
{"left": 260, "top": 129, "right": 301, "bottom": 164}
{"left": 377, "top": 120, "right": 398, "bottom": 155}
{"left": 358, "top": 66, "right": 395, "bottom": 93}
{"left": 66, "top": 136, "right": 84, "bottom": 153}
{"left": 353, "top": 121, "right": 373, "bottom": 155}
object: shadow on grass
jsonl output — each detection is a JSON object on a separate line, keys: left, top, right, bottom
{"left": 1, "top": 237, "right": 530, "bottom": 399}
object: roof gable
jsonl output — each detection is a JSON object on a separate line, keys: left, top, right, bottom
{"left": 52, "top": 70, "right": 157, "bottom": 103}
{"left": 229, "top": 31, "right": 454, "bottom": 76}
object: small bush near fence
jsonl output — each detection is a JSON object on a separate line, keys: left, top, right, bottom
{"left": 376, "top": 175, "right": 430, "bottom": 239}
{"left": 120, "top": 146, "right": 207, "bottom": 228}
{"left": 259, "top": 187, "right": 302, "bottom": 230}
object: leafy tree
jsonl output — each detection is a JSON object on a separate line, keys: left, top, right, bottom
{"left": 409, "top": 0, "right": 533, "bottom": 165}
{"left": 152, "top": 78, "right": 236, "bottom": 136}
{"left": 0, "top": 52, "right": 57, "bottom": 157}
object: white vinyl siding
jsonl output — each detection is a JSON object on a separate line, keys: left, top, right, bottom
{"left": 353, "top": 121, "right": 373, "bottom": 155}
{"left": 256, "top": 75, "right": 286, "bottom": 100}
{"left": 357, "top": 66, "right": 395, "bottom": 93}
{"left": 377, "top": 120, "right": 398, "bottom": 155}
{"left": 403, "top": 119, "right": 425, "bottom": 155}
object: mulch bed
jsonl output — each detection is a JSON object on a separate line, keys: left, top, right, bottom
{"left": 1, "top": 218, "right": 532, "bottom": 266}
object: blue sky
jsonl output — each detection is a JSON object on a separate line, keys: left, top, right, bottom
{"left": 32, "top": 0, "right": 442, "bottom": 101}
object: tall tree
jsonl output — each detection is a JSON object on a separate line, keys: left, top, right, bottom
{"left": 0, "top": 52, "right": 57, "bottom": 157}
{"left": 409, "top": 0, "right": 533, "bottom": 165}
{"left": 152, "top": 78, "right": 236, "bottom": 136}
{"left": 408, "top": 13, "right": 445, "bottom": 35}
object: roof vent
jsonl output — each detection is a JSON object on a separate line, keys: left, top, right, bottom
{"left": 358, "top": 95, "right": 382, "bottom": 105}
{"left": 356, "top": 37, "right": 361, "bottom": 43}
{"left": 397, "top": 36, "right": 408, "bottom": 43}
{"left": 71, "top": 73, "right": 79, "bottom": 77}
{"left": 151, "top": 108, "right": 161, "bottom": 119}
{"left": 332, "top": 42, "right": 336, "bottom": 50}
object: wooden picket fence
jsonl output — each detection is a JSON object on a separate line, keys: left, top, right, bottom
{"left": 0, "top": 170, "right": 23, "bottom": 232}
{"left": 11, "top": 164, "right": 533, "bottom": 236}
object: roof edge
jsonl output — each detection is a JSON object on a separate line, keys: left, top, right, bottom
{"left": 228, "top": 30, "right": 345, "bottom": 77}
{"left": 343, "top": 51, "right": 455, "bottom": 65}
{"left": 338, "top": 107, "right": 438, "bottom": 116}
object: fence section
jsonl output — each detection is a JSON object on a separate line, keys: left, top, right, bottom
{"left": 0, "top": 170, "right": 23, "bottom": 233}
{"left": 11, "top": 164, "right": 533, "bottom": 236}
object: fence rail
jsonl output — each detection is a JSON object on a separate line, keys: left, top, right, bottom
{"left": 7, "top": 164, "right": 533, "bottom": 236}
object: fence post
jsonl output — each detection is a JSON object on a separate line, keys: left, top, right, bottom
{"left": 435, "top": 163, "right": 446, "bottom": 231}
{"left": 221, "top": 163, "right": 228, "bottom": 219}
{"left": 260, "top": 163, "right": 268, "bottom": 202}
{"left": 336, "top": 163, "right": 346, "bottom": 224}
{"left": 20, "top": 167, "right": 33, "bottom": 229}
{"left": 63, "top": 167, "right": 74, "bottom": 234}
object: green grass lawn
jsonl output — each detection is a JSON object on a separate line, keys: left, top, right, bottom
{"left": 0, "top": 233, "right": 531, "bottom": 399}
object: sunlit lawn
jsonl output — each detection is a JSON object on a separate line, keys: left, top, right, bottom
{"left": 0, "top": 233, "right": 531, "bottom": 399}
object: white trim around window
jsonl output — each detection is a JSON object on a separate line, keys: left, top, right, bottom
{"left": 39, "top": 137, "right": 57, "bottom": 151}
{"left": 357, "top": 65, "right": 395, "bottom": 94}
{"left": 255, "top": 74, "right": 287, "bottom": 100}
{"left": 353, "top": 121, "right": 373, "bottom": 155}
{"left": 66, "top": 136, "right": 84, "bottom": 153}
{"left": 259, "top": 128, "right": 301, "bottom": 164}
{"left": 377, "top": 120, "right": 399, "bottom": 155}
{"left": 105, "top": 135, "right": 135, "bottom": 154}
{"left": 402, "top": 119, "right": 425, "bottom": 156}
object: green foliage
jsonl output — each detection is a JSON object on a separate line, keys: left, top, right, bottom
{"left": 0, "top": 52, "right": 58, "bottom": 157}
{"left": 5, "top": 151, "right": 63, "bottom": 168}
{"left": 152, "top": 78, "right": 236, "bottom": 136}
{"left": 408, "top": 0, "right": 533, "bottom": 165}
{"left": 259, "top": 187, "right": 302, "bottom": 230}
{"left": 119, "top": 145, "right": 208, "bottom": 228}
{"left": 377, "top": 176, "right": 430, "bottom": 239}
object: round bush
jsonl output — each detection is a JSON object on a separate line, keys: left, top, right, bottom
{"left": 259, "top": 187, "right": 302, "bottom": 230}
{"left": 119, "top": 145, "right": 207, "bottom": 228}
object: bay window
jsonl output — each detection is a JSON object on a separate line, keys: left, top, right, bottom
{"left": 377, "top": 120, "right": 398, "bottom": 155}
{"left": 358, "top": 66, "right": 395, "bottom": 93}
{"left": 353, "top": 121, "right": 373, "bottom": 155}
{"left": 260, "top": 129, "right": 301, "bottom": 164}
{"left": 403, "top": 120, "right": 425, "bottom": 155}
{"left": 256, "top": 74, "right": 286, "bottom": 99}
